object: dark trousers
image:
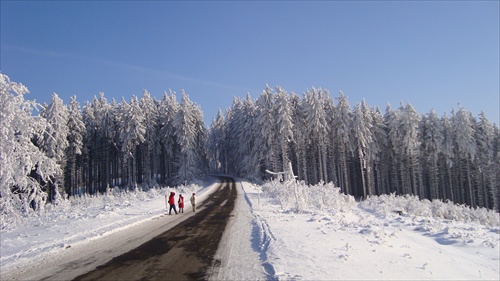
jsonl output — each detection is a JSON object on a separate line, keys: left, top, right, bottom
{"left": 169, "top": 204, "right": 178, "bottom": 215}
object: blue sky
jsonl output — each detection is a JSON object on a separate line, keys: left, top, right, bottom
{"left": 1, "top": 1, "right": 498, "bottom": 125}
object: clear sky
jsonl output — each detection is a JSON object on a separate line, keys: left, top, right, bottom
{"left": 1, "top": 1, "right": 499, "bottom": 126}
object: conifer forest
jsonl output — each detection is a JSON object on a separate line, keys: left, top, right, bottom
{"left": 1, "top": 73, "right": 499, "bottom": 216}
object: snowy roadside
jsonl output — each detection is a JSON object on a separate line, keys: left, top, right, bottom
{"left": 229, "top": 180, "right": 499, "bottom": 280}
{"left": 208, "top": 180, "right": 268, "bottom": 280}
{"left": 0, "top": 176, "right": 220, "bottom": 280}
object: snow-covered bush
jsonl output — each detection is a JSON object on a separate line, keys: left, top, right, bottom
{"left": 360, "top": 193, "right": 500, "bottom": 227}
{"left": 262, "top": 180, "right": 356, "bottom": 213}
{"left": 0, "top": 185, "right": 182, "bottom": 231}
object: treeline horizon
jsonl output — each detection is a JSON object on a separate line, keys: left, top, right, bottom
{"left": 1, "top": 73, "right": 498, "bottom": 216}
{"left": 211, "top": 86, "right": 499, "bottom": 212}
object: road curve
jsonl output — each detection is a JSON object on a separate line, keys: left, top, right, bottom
{"left": 72, "top": 176, "right": 237, "bottom": 281}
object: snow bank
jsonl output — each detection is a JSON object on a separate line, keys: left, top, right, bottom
{"left": 360, "top": 193, "right": 500, "bottom": 227}
{"left": 262, "top": 180, "right": 356, "bottom": 213}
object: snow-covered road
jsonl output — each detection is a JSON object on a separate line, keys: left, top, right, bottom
{"left": 1, "top": 177, "right": 499, "bottom": 280}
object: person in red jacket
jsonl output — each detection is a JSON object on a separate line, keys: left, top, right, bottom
{"left": 178, "top": 194, "right": 185, "bottom": 213}
{"left": 168, "top": 192, "right": 178, "bottom": 215}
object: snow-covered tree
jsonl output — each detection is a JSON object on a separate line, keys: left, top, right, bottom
{"left": 81, "top": 93, "right": 116, "bottom": 193}
{"left": 333, "top": 92, "right": 353, "bottom": 194}
{"left": 290, "top": 92, "right": 309, "bottom": 183}
{"left": 139, "top": 90, "right": 160, "bottom": 186}
{"left": 240, "top": 94, "right": 260, "bottom": 179}
{"left": 387, "top": 102, "right": 421, "bottom": 196}
{"left": 453, "top": 106, "right": 477, "bottom": 207}
{"left": 106, "top": 98, "right": 121, "bottom": 188}
{"left": 223, "top": 94, "right": 260, "bottom": 178}
{"left": 65, "top": 96, "right": 85, "bottom": 196}
{"left": 302, "top": 88, "right": 329, "bottom": 183}
{"left": 490, "top": 125, "right": 500, "bottom": 211}
{"left": 158, "top": 90, "right": 180, "bottom": 185}
{"left": 208, "top": 109, "right": 226, "bottom": 173}
{"left": 370, "top": 108, "right": 388, "bottom": 195}
{"left": 173, "top": 91, "right": 206, "bottom": 184}
{"left": 224, "top": 97, "right": 246, "bottom": 176}
{"left": 323, "top": 95, "right": 337, "bottom": 186}
{"left": 274, "top": 87, "right": 294, "bottom": 181}
{"left": 420, "top": 109, "right": 444, "bottom": 200}
{"left": 352, "top": 100, "right": 374, "bottom": 198}
{"left": 384, "top": 103, "right": 399, "bottom": 194}
{"left": 39, "top": 93, "right": 69, "bottom": 201}
{"left": 254, "top": 86, "right": 278, "bottom": 176}
{"left": 119, "top": 96, "right": 146, "bottom": 186}
{"left": 0, "top": 73, "right": 59, "bottom": 215}
{"left": 402, "top": 103, "right": 422, "bottom": 197}
{"left": 439, "top": 113, "right": 455, "bottom": 202}
{"left": 474, "top": 111, "right": 495, "bottom": 209}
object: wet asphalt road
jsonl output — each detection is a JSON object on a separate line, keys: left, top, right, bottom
{"left": 72, "top": 176, "right": 237, "bottom": 281}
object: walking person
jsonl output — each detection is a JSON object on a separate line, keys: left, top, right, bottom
{"left": 178, "top": 194, "right": 185, "bottom": 213}
{"left": 168, "top": 192, "right": 178, "bottom": 215}
{"left": 190, "top": 193, "right": 197, "bottom": 212}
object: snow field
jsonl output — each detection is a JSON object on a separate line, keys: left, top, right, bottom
{"left": 236, "top": 180, "right": 499, "bottom": 280}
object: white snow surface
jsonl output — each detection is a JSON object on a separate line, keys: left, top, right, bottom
{"left": 1, "top": 177, "right": 499, "bottom": 280}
